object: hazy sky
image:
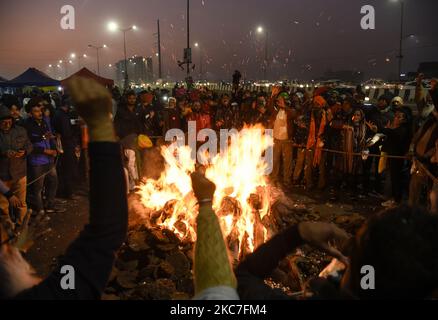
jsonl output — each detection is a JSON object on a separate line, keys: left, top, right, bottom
{"left": 0, "top": 0, "right": 437, "bottom": 81}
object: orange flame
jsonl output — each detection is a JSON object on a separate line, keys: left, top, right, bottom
{"left": 138, "top": 125, "right": 273, "bottom": 256}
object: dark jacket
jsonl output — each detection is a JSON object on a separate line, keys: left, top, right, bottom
{"left": 114, "top": 106, "right": 142, "bottom": 140}
{"left": 53, "top": 108, "right": 77, "bottom": 149}
{"left": 382, "top": 125, "right": 411, "bottom": 156}
{"left": 292, "top": 115, "right": 309, "bottom": 146}
{"left": 161, "top": 107, "right": 182, "bottom": 133}
{"left": 136, "top": 104, "right": 162, "bottom": 137}
{"left": 0, "top": 125, "right": 33, "bottom": 181}
{"left": 23, "top": 117, "right": 56, "bottom": 166}
{"left": 15, "top": 142, "right": 128, "bottom": 300}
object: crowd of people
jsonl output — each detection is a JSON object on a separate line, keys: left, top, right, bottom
{"left": 108, "top": 73, "right": 438, "bottom": 211}
{"left": 0, "top": 75, "right": 438, "bottom": 300}
{"left": 0, "top": 91, "right": 88, "bottom": 241}
{"left": 1, "top": 72, "right": 438, "bottom": 237}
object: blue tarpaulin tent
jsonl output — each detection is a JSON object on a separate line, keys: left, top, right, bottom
{"left": 0, "top": 68, "right": 60, "bottom": 87}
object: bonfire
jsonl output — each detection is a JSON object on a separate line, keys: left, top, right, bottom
{"left": 137, "top": 125, "right": 274, "bottom": 259}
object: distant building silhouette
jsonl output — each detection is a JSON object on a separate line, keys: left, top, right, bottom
{"left": 114, "top": 55, "right": 154, "bottom": 86}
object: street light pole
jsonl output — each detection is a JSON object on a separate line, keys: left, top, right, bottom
{"left": 88, "top": 45, "right": 106, "bottom": 76}
{"left": 108, "top": 22, "right": 136, "bottom": 89}
{"left": 264, "top": 30, "right": 269, "bottom": 80}
{"left": 397, "top": 0, "right": 405, "bottom": 82}
{"left": 194, "top": 43, "right": 202, "bottom": 80}
{"left": 200, "top": 52, "right": 203, "bottom": 80}
{"left": 77, "top": 54, "right": 87, "bottom": 70}
{"left": 187, "top": 0, "right": 191, "bottom": 78}
{"left": 157, "top": 19, "right": 162, "bottom": 79}
{"left": 123, "top": 30, "right": 129, "bottom": 87}
{"left": 257, "top": 26, "right": 269, "bottom": 80}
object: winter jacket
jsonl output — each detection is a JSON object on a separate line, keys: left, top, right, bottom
{"left": 22, "top": 117, "right": 56, "bottom": 167}
{"left": 53, "top": 108, "right": 77, "bottom": 149}
{"left": 136, "top": 105, "right": 162, "bottom": 137}
{"left": 114, "top": 106, "right": 142, "bottom": 140}
{"left": 0, "top": 125, "right": 33, "bottom": 180}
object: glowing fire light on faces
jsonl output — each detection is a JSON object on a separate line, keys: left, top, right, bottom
{"left": 138, "top": 125, "right": 273, "bottom": 256}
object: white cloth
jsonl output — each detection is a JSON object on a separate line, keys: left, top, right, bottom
{"left": 273, "top": 109, "right": 288, "bottom": 140}
{"left": 124, "top": 149, "right": 138, "bottom": 192}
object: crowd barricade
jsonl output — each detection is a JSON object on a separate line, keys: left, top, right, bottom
{"left": 364, "top": 86, "right": 416, "bottom": 104}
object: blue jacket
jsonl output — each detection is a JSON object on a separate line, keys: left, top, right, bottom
{"left": 23, "top": 117, "right": 56, "bottom": 166}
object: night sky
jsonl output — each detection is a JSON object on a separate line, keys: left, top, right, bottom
{"left": 0, "top": 0, "right": 437, "bottom": 81}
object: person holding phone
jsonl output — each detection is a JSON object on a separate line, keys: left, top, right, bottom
{"left": 0, "top": 104, "right": 32, "bottom": 233}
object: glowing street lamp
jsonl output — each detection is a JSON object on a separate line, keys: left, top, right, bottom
{"left": 107, "top": 21, "right": 119, "bottom": 32}
{"left": 88, "top": 44, "right": 108, "bottom": 76}
{"left": 107, "top": 21, "right": 138, "bottom": 88}
{"left": 256, "top": 25, "right": 269, "bottom": 80}
{"left": 194, "top": 42, "right": 203, "bottom": 80}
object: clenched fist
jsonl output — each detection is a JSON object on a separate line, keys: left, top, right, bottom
{"left": 190, "top": 172, "right": 216, "bottom": 205}
{"left": 66, "top": 77, "right": 115, "bottom": 142}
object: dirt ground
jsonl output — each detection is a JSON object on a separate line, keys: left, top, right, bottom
{"left": 25, "top": 186, "right": 382, "bottom": 278}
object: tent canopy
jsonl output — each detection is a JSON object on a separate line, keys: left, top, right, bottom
{"left": 0, "top": 68, "right": 60, "bottom": 87}
{"left": 61, "top": 68, "right": 114, "bottom": 87}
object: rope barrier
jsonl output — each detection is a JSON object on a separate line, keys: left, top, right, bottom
{"left": 288, "top": 143, "right": 410, "bottom": 160}
{"left": 24, "top": 156, "right": 59, "bottom": 188}
{"left": 6, "top": 156, "right": 60, "bottom": 197}
{"left": 9, "top": 135, "right": 435, "bottom": 195}
{"left": 136, "top": 135, "right": 437, "bottom": 181}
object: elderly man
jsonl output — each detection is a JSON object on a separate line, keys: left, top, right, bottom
{"left": 0, "top": 105, "right": 32, "bottom": 233}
